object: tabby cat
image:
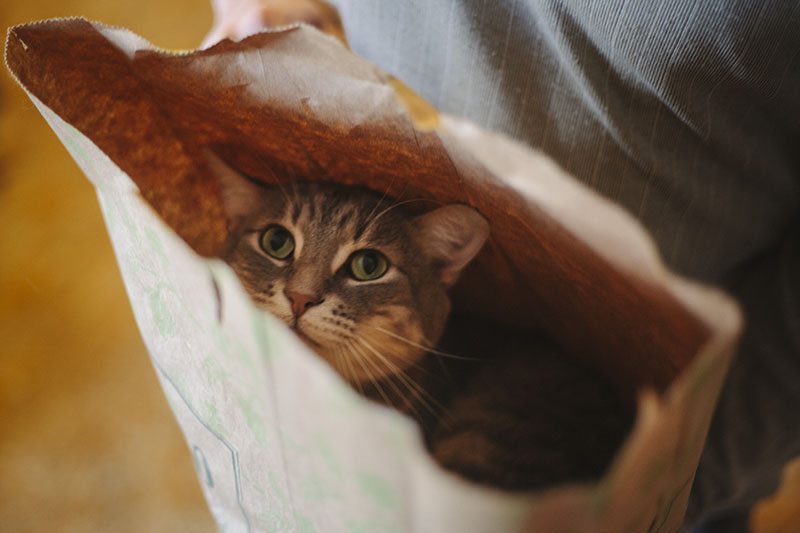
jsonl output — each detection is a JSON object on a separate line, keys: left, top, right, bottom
{"left": 210, "top": 152, "right": 633, "bottom": 491}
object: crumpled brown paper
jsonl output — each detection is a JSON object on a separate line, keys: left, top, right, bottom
{"left": 6, "top": 18, "right": 741, "bottom": 532}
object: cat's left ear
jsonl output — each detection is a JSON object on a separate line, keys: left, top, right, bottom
{"left": 204, "top": 150, "right": 264, "bottom": 230}
{"left": 413, "top": 205, "right": 489, "bottom": 287}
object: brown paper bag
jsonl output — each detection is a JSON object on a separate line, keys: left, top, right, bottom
{"left": 6, "top": 18, "right": 741, "bottom": 532}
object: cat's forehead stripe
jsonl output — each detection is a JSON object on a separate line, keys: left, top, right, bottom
{"left": 284, "top": 184, "right": 410, "bottom": 256}
{"left": 290, "top": 194, "right": 302, "bottom": 223}
{"left": 335, "top": 208, "right": 353, "bottom": 228}
{"left": 310, "top": 189, "right": 373, "bottom": 231}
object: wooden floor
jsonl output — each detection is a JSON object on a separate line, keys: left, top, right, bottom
{"left": 1, "top": 1, "right": 797, "bottom": 532}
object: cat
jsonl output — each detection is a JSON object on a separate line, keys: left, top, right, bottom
{"left": 432, "top": 315, "right": 634, "bottom": 490}
{"left": 210, "top": 152, "right": 633, "bottom": 491}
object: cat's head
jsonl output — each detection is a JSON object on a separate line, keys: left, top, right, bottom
{"left": 210, "top": 153, "right": 489, "bottom": 383}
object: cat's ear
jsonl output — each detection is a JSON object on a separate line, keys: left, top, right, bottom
{"left": 205, "top": 150, "right": 263, "bottom": 229}
{"left": 413, "top": 205, "right": 489, "bottom": 287}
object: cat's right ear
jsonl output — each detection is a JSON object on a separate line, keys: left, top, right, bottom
{"left": 413, "top": 205, "right": 490, "bottom": 287}
{"left": 205, "top": 150, "right": 263, "bottom": 231}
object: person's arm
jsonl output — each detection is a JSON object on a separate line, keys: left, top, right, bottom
{"left": 202, "top": 0, "right": 347, "bottom": 48}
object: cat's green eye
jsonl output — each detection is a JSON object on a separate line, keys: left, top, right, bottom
{"left": 349, "top": 250, "right": 389, "bottom": 281}
{"left": 260, "top": 225, "right": 295, "bottom": 260}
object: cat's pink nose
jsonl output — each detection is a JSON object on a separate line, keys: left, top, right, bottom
{"left": 284, "top": 289, "right": 323, "bottom": 318}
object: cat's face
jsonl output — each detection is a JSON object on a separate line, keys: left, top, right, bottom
{"left": 210, "top": 153, "right": 488, "bottom": 384}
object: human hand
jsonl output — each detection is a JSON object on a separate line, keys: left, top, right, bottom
{"left": 202, "top": 0, "right": 347, "bottom": 48}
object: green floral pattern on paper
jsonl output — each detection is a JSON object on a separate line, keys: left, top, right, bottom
{"left": 346, "top": 519, "right": 402, "bottom": 533}
{"left": 301, "top": 474, "right": 339, "bottom": 503}
{"left": 147, "top": 284, "right": 177, "bottom": 337}
{"left": 201, "top": 401, "right": 229, "bottom": 438}
{"left": 293, "top": 512, "right": 316, "bottom": 533}
{"left": 356, "top": 471, "right": 397, "bottom": 510}
{"left": 236, "top": 394, "right": 269, "bottom": 447}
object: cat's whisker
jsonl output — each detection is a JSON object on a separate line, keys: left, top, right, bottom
{"left": 361, "top": 177, "right": 397, "bottom": 231}
{"left": 362, "top": 324, "right": 481, "bottom": 361}
{"left": 360, "top": 198, "right": 443, "bottom": 235}
{"left": 333, "top": 348, "right": 347, "bottom": 385}
{"left": 357, "top": 336, "right": 445, "bottom": 421}
{"left": 337, "top": 344, "right": 363, "bottom": 395}
{"left": 346, "top": 340, "right": 392, "bottom": 407}
{"left": 347, "top": 340, "right": 425, "bottom": 419}
{"left": 352, "top": 338, "right": 429, "bottom": 421}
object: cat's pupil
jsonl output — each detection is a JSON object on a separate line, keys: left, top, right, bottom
{"left": 361, "top": 253, "right": 377, "bottom": 274}
{"left": 270, "top": 229, "right": 289, "bottom": 250}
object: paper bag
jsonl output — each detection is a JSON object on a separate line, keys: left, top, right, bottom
{"left": 5, "top": 19, "right": 741, "bottom": 532}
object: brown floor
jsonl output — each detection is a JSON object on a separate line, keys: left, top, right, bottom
{"left": 1, "top": 1, "right": 215, "bottom": 531}
{"left": 1, "top": 1, "right": 798, "bottom": 532}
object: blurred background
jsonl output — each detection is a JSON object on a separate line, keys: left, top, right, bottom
{"left": 1, "top": 1, "right": 215, "bottom": 531}
{"left": 1, "top": 1, "right": 798, "bottom": 532}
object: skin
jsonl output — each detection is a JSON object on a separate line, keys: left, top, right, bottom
{"left": 202, "top": 0, "right": 348, "bottom": 48}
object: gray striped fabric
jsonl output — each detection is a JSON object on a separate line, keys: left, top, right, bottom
{"left": 327, "top": 0, "right": 800, "bottom": 529}
{"left": 332, "top": 0, "right": 799, "bottom": 282}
